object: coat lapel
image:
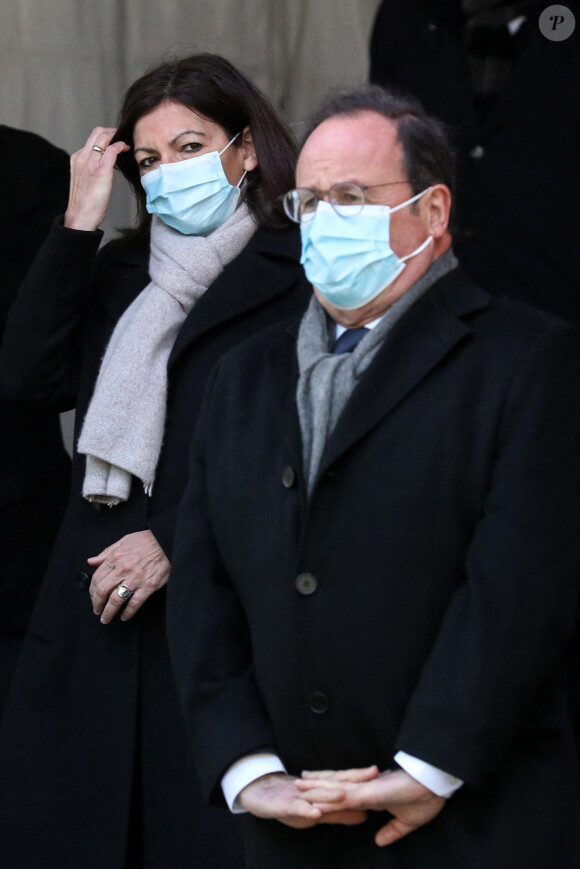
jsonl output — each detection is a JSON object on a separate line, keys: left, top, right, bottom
{"left": 168, "top": 226, "right": 303, "bottom": 368}
{"left": 318, "top": 271, "right": 490, "bottom": 477}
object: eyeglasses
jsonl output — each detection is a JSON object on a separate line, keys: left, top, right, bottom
{"left": 281, "top": 180, "right": 420, "bottom": 223}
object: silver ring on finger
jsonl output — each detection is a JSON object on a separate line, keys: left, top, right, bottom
{"left": 117, "top": 584, "right": 134, "bottom": 600}
{"left": 92, "top": 145, "right": 106, "bottom": 154}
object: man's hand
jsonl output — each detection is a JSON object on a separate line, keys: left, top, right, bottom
{"left": 239, "top": 773, "right": 368, "bottom": 829}
{"left": 296, "top": 767, "right": 446, "bottom": 846}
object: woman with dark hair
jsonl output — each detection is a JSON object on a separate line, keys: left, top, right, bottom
{"left": 0, "top": 54, "right": 309, "bottom": 868}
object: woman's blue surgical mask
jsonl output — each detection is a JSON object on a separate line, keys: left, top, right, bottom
{"left": 300, "top": 188, "right": 433, "bottom": 310}
{"left": 141, "top": 133, "right": 246, "bottom": 236}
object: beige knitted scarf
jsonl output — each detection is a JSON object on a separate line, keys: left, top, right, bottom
{"left": 77, "top": 205, "right": 256, "bottom": 506}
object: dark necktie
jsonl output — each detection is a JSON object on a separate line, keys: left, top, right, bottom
{"left": 331, "top": 327, "right": 369, "bottom": 355}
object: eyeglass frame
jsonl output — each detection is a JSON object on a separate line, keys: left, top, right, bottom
{"left": 281, "top": 179, "right": 426, "bottom": 223}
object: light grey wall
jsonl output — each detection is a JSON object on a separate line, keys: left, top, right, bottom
{"left": 1, "top": 0, "right": 381, "bottom": 453}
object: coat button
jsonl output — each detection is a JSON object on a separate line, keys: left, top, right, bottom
{"left": 295, "top": 573, "right": 318, "bottom": 595}
{"left": 76, "top": 571, "right": 91, "bottom": 591}
{"left": 309, "top": 692, "right": 329, "bottom": 714}
{"left": 91, "top": 502, "right": 104, "bottom": 511}
{"left": 469, "top": 145, "right": 485, "bottom": 160}
{"left": 282, "top": 466, "right": 296, "bottom": 488}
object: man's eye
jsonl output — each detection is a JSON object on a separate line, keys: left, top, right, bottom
{"left": 302, "top": 195, "right": 318, "bottom": 213}
{"left": 337, "top": 192, "right": 359, "bottom": 204}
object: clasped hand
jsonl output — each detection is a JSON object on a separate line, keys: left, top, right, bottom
{"left": 240, "top": 766, "right": 446, "bottom": 847}
{"left": 88, "top": 530, "right": 170, "bottom": 623}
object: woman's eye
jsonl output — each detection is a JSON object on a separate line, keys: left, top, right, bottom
{"left": 182, "top": 142, "right": 202, "bottom": 153}
{"left": 138, "top": 156, "right": 158, "bottom": 170}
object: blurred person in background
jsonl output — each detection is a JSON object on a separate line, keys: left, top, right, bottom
{"left": 0, "top": 125, "right": 71, "bottom": 718}
{"left": 0, "top": 54, "right": 309, "bottom": 868}
{"left": 370, "top": 0, "right": 580, "bottom": 324}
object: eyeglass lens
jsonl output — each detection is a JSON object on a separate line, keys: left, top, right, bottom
{"left": 283, "top": 183, "right": 366, "bottom": 223}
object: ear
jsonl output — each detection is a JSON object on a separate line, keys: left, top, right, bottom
{"left": 423, "top": 184, "right": 452, "bottom": 239}
{"left": 240, "top": 126, "right": 258, "bottom": 172}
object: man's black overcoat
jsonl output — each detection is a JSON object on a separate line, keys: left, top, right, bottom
{"left": 0, "top": 126, "right": 71, "bottom": 711}
{"left": 168, "top": 268, "right": 580, "bottom": 868}
{"left": 0, "top": 218, "right": 310, "bottom": 868}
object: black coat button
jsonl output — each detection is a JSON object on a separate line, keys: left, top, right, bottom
{"left": 309, "top": 692, "right": 329, "bottom": 714}
{"left": 282, "top": 466, "right": 296, "bottom": 488}
{"left": 295, "top": 573, "right": 318, "bottom": 595}
{"left": 91, "top": 502, "right": 104, "bottom": 511}
{"left": 76, "top": 571, "right": 91, "bottom": 591}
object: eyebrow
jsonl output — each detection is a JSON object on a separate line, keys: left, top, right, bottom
{"left": 133, "top": 129, "right": 207, "bottom": 155}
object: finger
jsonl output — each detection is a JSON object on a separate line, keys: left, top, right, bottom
{"left": 375, "top": 817, "right": 415, "bottom": 847}
{"left": 91, "top": 139, "right": 130, "bottom": 167}
{"left": 87, "top": 543, "right": 114, "bottom": 565}
{"left": 90, "top": 577, "right": 121, "bottom": 615}
{"left": 301, "top": 766, "right": 379, "bottom": 784}
{"left": 328, "top": 765, "right": 379, "bottom": 783}
{"left": 300, "top": 770, "right": 337, "bottom": 779}
{"left": 317, "top": 809, "right": 368, "bottom": 826}
{"left": 88, "top": 126, "right": 118, "bottom": 150}
{"left": 99, "top": 585, "right": 136, "bottom": 624}
{"left": 119, "top": 587, "right": 152, "bottom": 622}
{"left": 296, "top": 778, "right": 346, "bottom": 791}
{"left": 90, "top": 557, "right": 117, "bottom": 587}
{"left": 294, "top": 785, "right": 346, "bottom": 803}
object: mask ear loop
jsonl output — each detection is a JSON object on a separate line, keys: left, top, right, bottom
{"left": 219, "top": 132, "right": 248, "bottom": 189}
{"left": 400, "top": 234, "right": 433, "bottom": 262}
{"left": 389, "top": 186, "right": 434, "bottom": 261}
{"left": 219, "top": 132, "right": 241, "bottom": 154}
{"left": 389, "top": 185, "right": 433, "bottom": 214}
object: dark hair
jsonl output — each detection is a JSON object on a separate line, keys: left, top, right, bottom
{"left": 112, "top": 53, "right": 297, "bottom": 240}
{"left": 302, "top": 84, "right": 455, "bottom": 209}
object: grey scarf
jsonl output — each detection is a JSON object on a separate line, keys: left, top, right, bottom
{"left": 78, "top": 205, "right": 256, "bottom": 505}
{"left": 296, "top": 250, "right": 458, "bottom": 495}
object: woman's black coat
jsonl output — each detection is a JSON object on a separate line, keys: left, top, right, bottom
{"left": 0, "top": 218, "right": 310, "bottom": 868}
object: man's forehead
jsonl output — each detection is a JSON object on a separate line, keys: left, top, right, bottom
{"left": 297, "top": 111, "right": 403, "bottom": 183}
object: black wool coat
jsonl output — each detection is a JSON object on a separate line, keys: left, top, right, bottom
{"left": 0, "top": 127, "right": 71, "bottom": 709}
{"left": 0, "top": 218, "right": 310, "bottom": 868}
{"left": 168, "top": 268, "right": 580, "bottom": 868}
{"left": 370, "top": 0, "right": 580, "bottom": 324}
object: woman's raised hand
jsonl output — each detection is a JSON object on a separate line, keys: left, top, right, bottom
{"left": 65, "top": 127, "right": 130, "bottom": 231}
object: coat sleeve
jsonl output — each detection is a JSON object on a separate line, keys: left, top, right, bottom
{"left": 167, "top": 361, "right": 279, "bottom": 806}
{"left": 395, "top": 321, "right": 580, "bottom": 787}
{"left": 0, "top": 218, "right": 102, "bottom": 411}
{"left": 0, "top": 129, "right": 70, "bottom": 333}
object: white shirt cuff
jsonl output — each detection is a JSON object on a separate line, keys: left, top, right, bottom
{"left": 221, "top": 753, "right": 287, "bottom": 813}
{"left": 395, "top": 750, "right": 463, "bottom": 798}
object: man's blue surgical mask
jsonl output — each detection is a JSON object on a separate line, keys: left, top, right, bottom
{"left": 300, "top": 188, "right": 433, "bottom": 310}
{"left": 141, "top": 133, "right": 246, "bottom": 236}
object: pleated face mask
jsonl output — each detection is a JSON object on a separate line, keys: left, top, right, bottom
{"left": 300, "top": 188, "right": 433, "bottom": 310}
{"left": 141, "top": 133, "right": 246, "bottom": 236}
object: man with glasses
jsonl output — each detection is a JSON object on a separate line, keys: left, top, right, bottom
{"left": 168, "top": 86, "right": 580, "bottom": 868}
